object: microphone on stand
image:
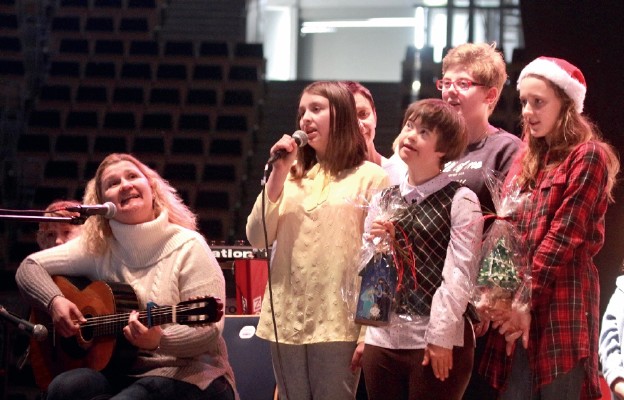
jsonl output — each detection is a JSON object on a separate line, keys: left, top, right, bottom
{"left": 65, "top": 202, "right": 117, "bottom": 219}
{"left": 267, "top": 130, "right": 309, "bottom": 164}
{"left": 0, "top": 306, "right": 48, "bottom": 341}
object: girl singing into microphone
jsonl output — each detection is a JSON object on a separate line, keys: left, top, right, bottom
{"left": 246, "top": 81, "right": 389, "bottom": 399}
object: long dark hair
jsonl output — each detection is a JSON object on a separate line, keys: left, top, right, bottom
{"left": 290, "top": 81, "right": 367, "bottom": 179}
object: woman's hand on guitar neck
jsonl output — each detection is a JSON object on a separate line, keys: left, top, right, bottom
{"left": 50, "top": 296, "right": 86, "bottom": 338}
{"left": 123, "top": 310, "right": 163, "bottom": 351}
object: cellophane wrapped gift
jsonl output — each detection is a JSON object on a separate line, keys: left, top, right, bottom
{"left": 355, "top": 252, "right": 397, "bottom": 326}
{"left": 342, "top": 188, "right": 407, "bottom": 326}
{"left": 473, "top": 170, "right": 531, "bottom": 314}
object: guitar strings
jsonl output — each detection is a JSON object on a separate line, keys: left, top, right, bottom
{"left": 76, "top": 305, "right": 195, "bottom": 326}
{"left": 68, "top": 304, "right": 207, "bottom": 328}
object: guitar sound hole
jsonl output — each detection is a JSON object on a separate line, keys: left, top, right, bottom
{"left": 80, "top": 313, "right": 94, "bottom": 341}
{"left": 59, "top": 313, "right": 96, "bottom": 359}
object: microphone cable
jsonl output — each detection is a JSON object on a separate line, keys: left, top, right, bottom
{"left": 259, "top": 163, "right": 292, "bottom": 400}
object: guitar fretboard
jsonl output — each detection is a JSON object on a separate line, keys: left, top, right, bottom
{"left": 86, "top": 305, "right": 175, "bottom": 337}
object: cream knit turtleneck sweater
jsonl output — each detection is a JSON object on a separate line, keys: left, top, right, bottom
{"left": 15, "top": 211, "right": 237, "bottom": 394}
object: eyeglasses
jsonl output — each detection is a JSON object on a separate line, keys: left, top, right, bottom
{"left": 436, "top": 79, "right": 486, "bottom": 91}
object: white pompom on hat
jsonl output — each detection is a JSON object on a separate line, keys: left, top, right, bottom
{"left": 517, "top": 56, "right": 587, "bottom": 113}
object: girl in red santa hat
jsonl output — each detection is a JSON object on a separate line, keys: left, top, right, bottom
{"left": 479, "top": 56, "right": 620, "bottom": 400}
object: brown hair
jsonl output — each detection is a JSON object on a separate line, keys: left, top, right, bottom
{"left": 37, "top": 200, "right": 83, "bottom": 249}
{"left": 40, "top": 199, "right": 82, "bottom": 219}
{"left": 82, "top": 153, "right": 197, "bottom": 254}
{"left": 442, "top": 42, "right": 508, "bottom": 114}
{"left": 343, "top": 81, "right": 376, "bottom": 114}
{"left": 402, "top": 99, "right": 468, "bottom": 168}
{"left": 516, "top": 76, "right": 620, "bottom": 202}
{"left": 291, "top": 81, "right": 367, "bottom": 178}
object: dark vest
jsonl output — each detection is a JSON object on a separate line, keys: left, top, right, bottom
{"left": 382, "top": 181, "right": 462, "bottom": 316}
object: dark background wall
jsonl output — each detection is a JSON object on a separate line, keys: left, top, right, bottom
{"left": 520, "top": 0, "right": 624, "bottom": 313}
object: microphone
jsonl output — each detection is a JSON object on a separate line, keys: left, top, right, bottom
{"left": 0, "top": 306, "right": 48, "bottom": 341}
{"left": 267, "top": 130, "right": 308, "bottom": 164}
{"left": 65, "top": 202, "right": 117, "bottom": 219}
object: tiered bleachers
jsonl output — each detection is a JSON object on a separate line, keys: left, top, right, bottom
{"left": 0, "top": 1, "right": 26, "bottom": 104}
{"left": 11, "top": 0, "right": 265, "bottom": 248}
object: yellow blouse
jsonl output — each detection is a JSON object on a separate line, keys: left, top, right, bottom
{"left": 246, "top": 161, "right": 389, "bottom": 344}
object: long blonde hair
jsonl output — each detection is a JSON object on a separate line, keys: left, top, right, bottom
{"left": 82, "top": 153, "right": 198, "bottom": 254}
{"left": 516, "top": 79, "right": 619, "bottom": 202}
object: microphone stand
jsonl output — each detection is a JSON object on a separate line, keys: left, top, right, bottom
{"left": 0, "top": 213, "right": 86, "bottom": 225}
{"left": 0, "top": 305, "right": 33, "bottom": 400}
{"left": 0, "top": 305, "right": 41, "bottom": 400}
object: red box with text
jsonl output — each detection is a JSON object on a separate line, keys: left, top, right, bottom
{"left": 234, "top": 259, "right": 268, "bottom": 315}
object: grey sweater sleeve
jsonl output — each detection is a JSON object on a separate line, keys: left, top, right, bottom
{"left": 15, "top": 258, "right": 64, "bottom": 312}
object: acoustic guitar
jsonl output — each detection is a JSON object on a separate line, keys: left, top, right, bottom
{"left": 29, "top": 275, "right": 223, "bottom": 390}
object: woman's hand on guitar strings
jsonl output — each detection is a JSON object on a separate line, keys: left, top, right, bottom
{"left": 123, "top": 310, "right": 162, "bottom": 350}
{"left": 50, "top": 296, "right": 86, "bottom": 338}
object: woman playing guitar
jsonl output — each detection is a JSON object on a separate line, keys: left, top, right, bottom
{"left": 15, "top": 153, "right": 237, "bottom": 400}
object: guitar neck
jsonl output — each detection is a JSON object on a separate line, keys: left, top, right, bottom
{"left": 88, "top": 306, "right": 175, "bottom": 337}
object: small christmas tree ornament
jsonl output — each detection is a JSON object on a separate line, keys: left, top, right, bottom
{"left": 476, "top": 236, "right": 521, "bottom": 311}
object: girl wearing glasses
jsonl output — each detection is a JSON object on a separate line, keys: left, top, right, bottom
{"left": 438, "top": 42, "right": 522, "bottom": 400}
{"left": 438, "top": 42, "right": 522, "bottom": 221}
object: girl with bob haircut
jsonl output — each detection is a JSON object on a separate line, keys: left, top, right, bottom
{"left": 358, "top": 98, "right": 482, "bottom": 400}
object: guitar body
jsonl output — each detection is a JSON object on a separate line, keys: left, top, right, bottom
{"left": 29, "top": 276, "right": 139, "bottom": 390}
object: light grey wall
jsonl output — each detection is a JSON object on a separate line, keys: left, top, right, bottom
{"left": 295, "top": 5, "right": 415, "bottom": 82}
{"left": 298, "top": 27, "right": 414, "bottom": 82}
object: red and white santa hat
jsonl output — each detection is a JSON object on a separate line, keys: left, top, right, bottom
{"left": 517, "top": 56, "right": 587, "bottom": 113}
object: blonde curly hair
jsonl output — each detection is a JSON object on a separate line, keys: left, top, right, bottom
{"left": 81, "top": 153, "right": 197, "bottom": 254}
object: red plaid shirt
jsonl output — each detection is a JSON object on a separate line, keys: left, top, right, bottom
{"left": 480, "top": 141, "right": 609, "bottom": 399}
